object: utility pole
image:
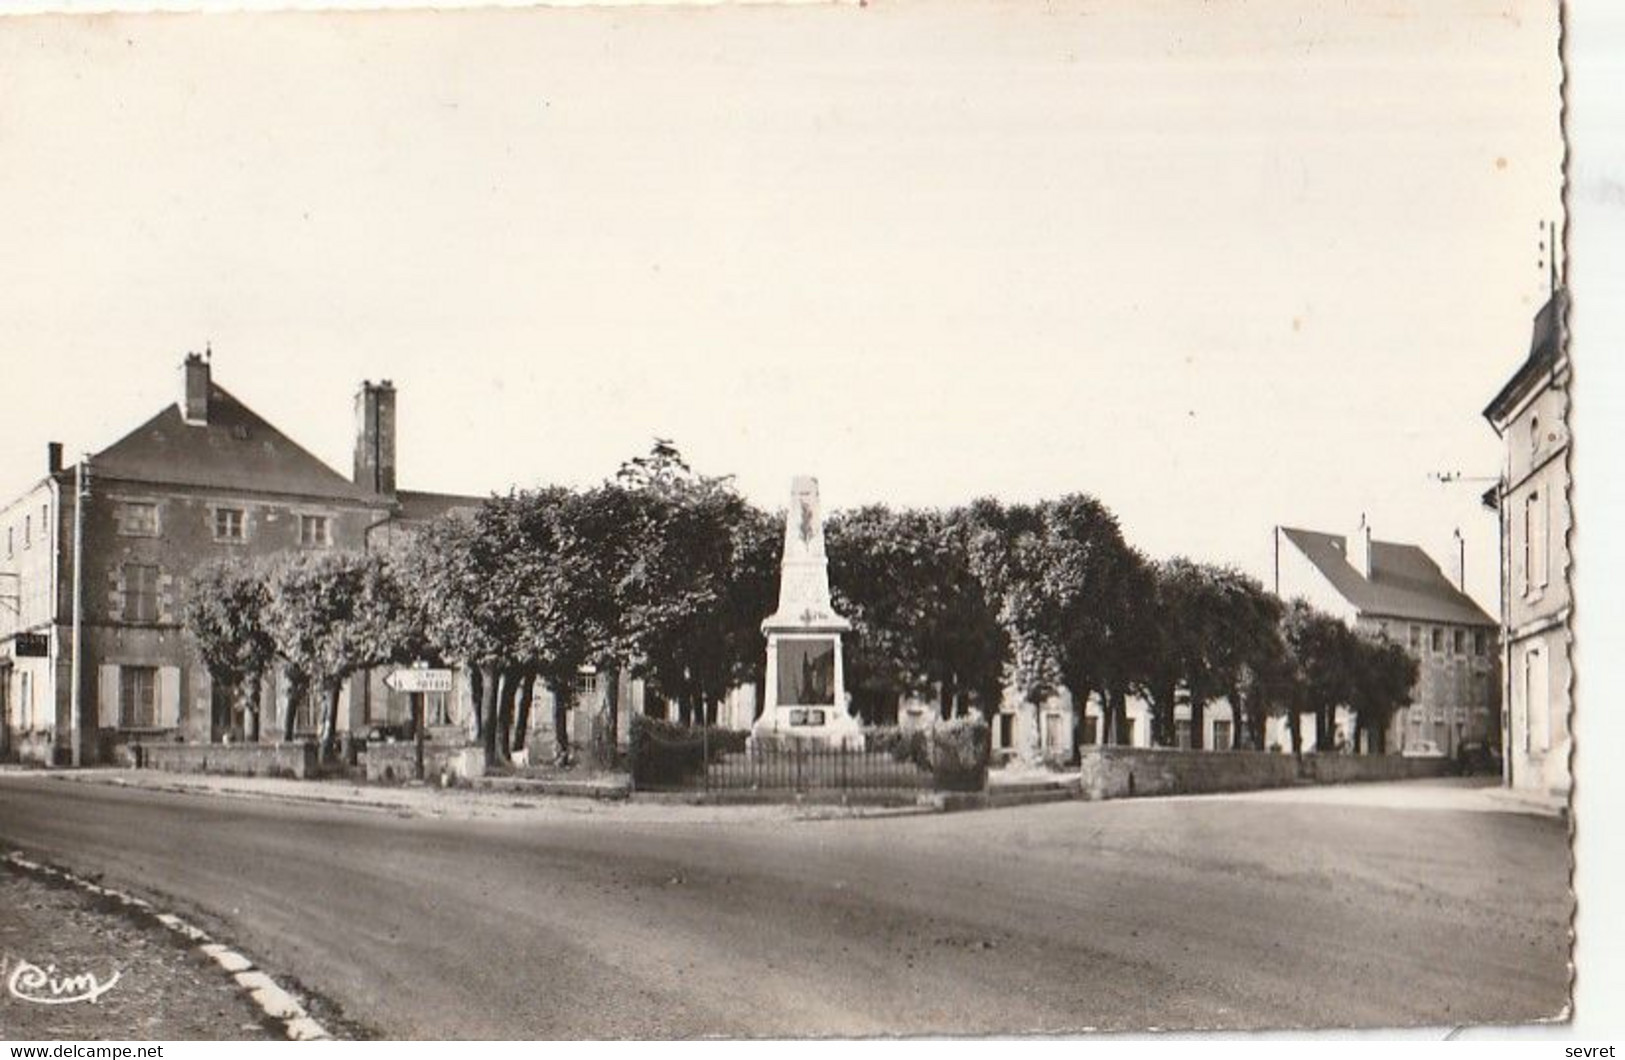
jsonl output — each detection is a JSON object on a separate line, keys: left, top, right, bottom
{"left": 70, "top": 456, "right": 87, "bottom": 767}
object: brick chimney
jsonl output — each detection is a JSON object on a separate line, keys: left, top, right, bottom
{"left": 1349, "top": 514, "right": 1373, "bottom": 580}
{"left": 47, "top": 442, "right": 63, "bottom": 475}
{"left": 354, "top": 380, "right": 397, "bottom": 497}
{"left": 180, "top": 351, "right": 211, "bottom": 425}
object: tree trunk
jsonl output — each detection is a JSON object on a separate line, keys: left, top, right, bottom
{"left": 513, "top": 673, "right": 536, "bottom": 753}
{"left": 1150, "top": 680, "right": 1177, "bottom": 747}
{"left": 469, "top": 665, "right": 486, "bottom": 743}
{"left": 1288, "top": 706, "right": 1303, "bottom": 757}
{"left": 1352, "top": 710, "right": 1366, "bottom": 754}
{"left": 1066, "top": 682, "right": 1092, "bottom": 766}
{"left": 479, "top": 663, "right": 501, "bottom": 762}
{"left": 553, "top": 685, "right": 575, "bottom": 764}
{"left": 677, "top": 695, "right": 693, "bottom": 727}
{"left": 1109, "top": 687, "right": 1130, "bottom": 746}
{"left": 319, "top": 683, "right": 341, "bottom": 760}
{"left": 278, "top": 666, "right": 300, "bottom": 743}
{"left": 241, "top": 675, "right": 262, "bottom": 744}
{"left": 1317, "top": 703, "right": 1335, "bottom": 752}
{"left": 1190, "top": 694, "right": 1207, "bottom": 751}
{"left": 600, "top": 667, "right": 620, "bottom": 768}
{"left": 495, "top": 669, "right": 519, "bottom": 763}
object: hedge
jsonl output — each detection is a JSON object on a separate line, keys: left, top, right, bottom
{"left": 629, "top": 715, "right": 748, "bottom": 789}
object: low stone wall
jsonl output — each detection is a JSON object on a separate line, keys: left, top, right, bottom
{"left": 137, "top": 741, "right": 318, "bottom": 780}
{"left": 1078, "top": 746, "right": 1299, "bottom": 801}
{"left": 1300, "top": 754, "right": 1454, "bottom": 784}
{"left": 362, "top": 741, "right": 487, "bottom": 783}
{"left": 1078, "top": 746, "right": 1456, "bottom": 801}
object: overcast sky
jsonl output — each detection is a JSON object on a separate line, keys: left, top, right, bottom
{"left": 0, "top": 0, "right": 1563, "bottom": 612}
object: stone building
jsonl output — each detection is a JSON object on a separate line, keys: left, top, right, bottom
{"left": 1483, "top": 286, "right": 1571, "bottom": 797}
{"left": 0, "top": 353, "right": 485, "bottom": 764}
{"left": 1273, "top": 521, "right": 1500, "bottom": 756}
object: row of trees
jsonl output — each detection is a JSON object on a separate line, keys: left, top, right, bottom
{"left": 183, "top": 442, "right": 1420, "bottom": 766}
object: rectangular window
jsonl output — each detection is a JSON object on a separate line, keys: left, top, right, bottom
{"left": 997, "top": 712, "right": 1014, "bottom": 749}
{"left": 119, "top": 502, "right": 159, "bottom": 537}
{"left": 426, "top": 690, "right": 451, "bottom": 727}
{"left": 1525, "top": 646, "right": 1550, "bottom": 752}
{"left": 299, "top": 514, "right": 331, "bottom": 548}
{"left": 1474, "top": 630, "right": 1488, "bottom": 657}
{"left": 119, "top": 666, "right": 158, "bottom": 728}
{"left": 1044, "top": 712, "right": 1065, "bottom": 750}
{"left": 213, "top": 507, "right": 246, "bottom": 542}
{"left": 122, "top": 564, "right": 159, "bottom": 623}
{"left": 297, "top": 686, "right": 322, "bottom": 733}
{"left": 1121, "top": 717, "right": 1136, "bottom": 745}
{"left": 573, "top": 671, "right": 600, "bottom": 701}
{"left": 1212, "top": 719, "right": 1232, "bottom": 750}
{"left": 1408, "top": 624, "right": 1421, "bottom": 651}
{"left": 1080, "top": 715, "right": 1098, "bottom": 746}
{"left": 1525, "top": 490, "right": 1549, "bottom": 593}
{"left": 1430, "top": 627, "right": 1443, "bottom": 653}
{"left": 1452, "top": 629, "right": 1466, "bottom": 655}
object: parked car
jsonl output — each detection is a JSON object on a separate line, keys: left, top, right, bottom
{"left": 1456, "top": 740, "right": 1503, "bottom": 776}
{"left": 1402, "top": 739, "right": 1445, "bottom": 758}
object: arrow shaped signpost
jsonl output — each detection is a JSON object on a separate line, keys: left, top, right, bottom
{"left": 384, "top": 668, "right": 453, "bottom": 694}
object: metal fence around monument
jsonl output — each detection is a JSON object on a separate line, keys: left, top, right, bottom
{"left": 702, "top": 744, "right": 934, "bottom": 794}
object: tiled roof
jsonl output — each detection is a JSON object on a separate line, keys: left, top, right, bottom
{"left": 92, "top": 382, "right": 380, "bottom": 503}
{"left": 1279, "top": 526, "right": 1495, "bottom": 628}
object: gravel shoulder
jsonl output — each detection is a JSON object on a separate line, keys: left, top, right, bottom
{"left": 0, "top": 862, "right": 277, "bottom": 1041}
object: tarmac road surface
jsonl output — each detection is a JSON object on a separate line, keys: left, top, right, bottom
{"left": 0, "top": 776, "right": 1570, "bottom": 1038}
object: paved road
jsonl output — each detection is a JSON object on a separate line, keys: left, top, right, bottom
{"left": 0, "top": 777, "right": 1570, "bottom": 1037}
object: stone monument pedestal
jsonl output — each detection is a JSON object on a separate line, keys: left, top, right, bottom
{"left": 749, "top": 476, "right": 865, "bottom": 752}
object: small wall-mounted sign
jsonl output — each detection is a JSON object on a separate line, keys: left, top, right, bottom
{"left": 13, "top": 632, "right": 48, "bottom": 658}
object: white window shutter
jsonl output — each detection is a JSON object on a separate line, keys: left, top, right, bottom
{"left": 158, "top": 666, "right": 182, "bottom": 729}
{"left": 99, "top": 665, "right": 120, "bottom": 728}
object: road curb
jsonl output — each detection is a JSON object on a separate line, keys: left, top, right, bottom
{"left": 1, "top": 850, "right": 333, "bottom": 1041}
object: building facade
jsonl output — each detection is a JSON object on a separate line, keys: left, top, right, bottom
{"left": 1483, "top": 287, "right": 1571, "bottom": 797}
{"left": 0, "top": 354, "right": 488, "bottom": 764}
{"left": 1274, "top": 521, "right": 1500, "bottom": 757}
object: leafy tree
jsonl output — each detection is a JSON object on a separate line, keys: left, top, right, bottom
{"left": 182, "top": 559, "right": 277, "bottom": 742}
{"left": 1279, "top": 598, "right": 1359, "bottom": 753}
{"left": 396, "top": 499, "right": 526, "bottom": 757}
{"left": 614, "top": 442, "right": 776, "bottom": 729}
{"left": 827, "top": 505, "right": 937, "bottom": 722}
{"left": 263, "top": 551, "right": 416, "bottom": 757}
{"left": 1347, "top": 633, "right": 1418, "bottom": 753}
{"left": 969, "top": 495, "right": 1138, "bottom": 760}
{"left": 1150, "top": 560, "right": 1285, "bottom": 750}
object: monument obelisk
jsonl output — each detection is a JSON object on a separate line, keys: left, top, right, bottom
{"left": 751, "top": 475, "right": 864, "bottom": 750}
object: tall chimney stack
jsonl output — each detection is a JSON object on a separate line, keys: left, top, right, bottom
{"left": 180, "top": 351, "right": 210, "bottom": 425}
{"left": 47, "top": 442, "right": 63, "bottom": 475}
{"left": 1448, "top": 528, "right": 1466, "bottom": 593}
{"left": 354, "top": 380, "right": 397, "bottom": 497}
{"left": 1349, "top": 514, "right": 1373, "bottom": 580}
